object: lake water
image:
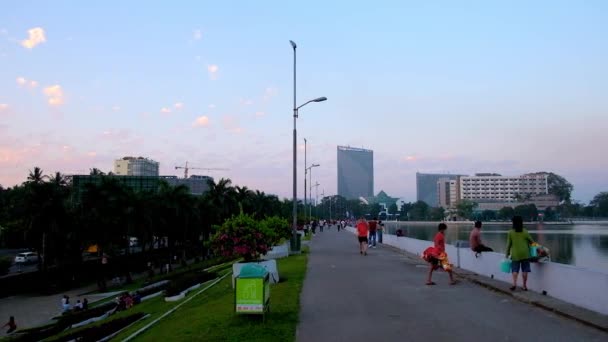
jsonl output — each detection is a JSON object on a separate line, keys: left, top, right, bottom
{"left": 384, "top": 222, "right": 608, "bottom": 274}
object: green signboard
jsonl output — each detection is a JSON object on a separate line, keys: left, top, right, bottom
{"left": 236, "top": 278, "right": 265, "bottom": 313}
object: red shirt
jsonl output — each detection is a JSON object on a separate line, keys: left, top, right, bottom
{"left": 434, "top": 232, "right": 445, "bottom": 253}
{"left": 356, "top": 221, "right": 369, "bottom": 237}
{"left": 368, "top": 220, "right": 378, "bottom": 232}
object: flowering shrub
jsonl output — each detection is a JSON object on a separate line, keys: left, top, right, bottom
{"left": 211, "top": 214, "right": 276, "bottom": 262}
{"left": 260, "top": 216, "right": 291, "bottom": 245}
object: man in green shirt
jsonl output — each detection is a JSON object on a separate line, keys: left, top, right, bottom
{"left": 505, "top": 215, "right": 534, "bottom": 291}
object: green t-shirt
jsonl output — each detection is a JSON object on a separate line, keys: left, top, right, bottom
{"left": 506, "top": 229, "right": 534, "bottom": 261}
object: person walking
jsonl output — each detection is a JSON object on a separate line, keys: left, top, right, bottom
{"left": 424, "top": 223, "right": 456, "bottom": 285}
{"left": 368, "top": 217, "right": 378, "bottom": 248}
{"left": 3, "top": 316, "right": 16, "bottom": 334}
{"left": 356, "top": 217, "right": 369, "bottom": 255}
{"left": 469, "top": 221, "right": 493, "bottom": 257}
{"left": 506, "top": 216, "right": 534, "bottom": 291}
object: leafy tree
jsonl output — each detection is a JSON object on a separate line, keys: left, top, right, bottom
{"left": 498, "top": 207, "right": 514, "bottom": 220}
{"left": 514, "top": 204, "right": 538, "bottom": 221}
{"left": 399, "top": 202, "right": 413, "bottom": 220}
{"left": 408, "top": 201, "right": 429, "bottom": 221}
{"left": 481, "top": 210, "right": 496, "bottom": 221}
{"left": 368, "top": 203, "right": 382, "bottom": 218}
{"left": 546, "top": 172, "right": 573, "bottom": 203}
{"left": 543, "top": 207, "right": 556, "bottom": 221}
{"left": 428, "top": 207, "right": 445, "bottom": 221}
{"left": 590, "top": 192, "right": 608, "bottom": 217}
{"left": 456, "top": 200, "right": 477, "bottom": 220}
{"left": 388, "top": 203, "right": 398, "bottom": 216}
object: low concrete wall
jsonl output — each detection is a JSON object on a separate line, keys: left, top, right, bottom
{"left": 262, "top": 242, "right": 289, "bottom": 260}
{"left": 345, "top": 227, "right": 608, "bottom": 315}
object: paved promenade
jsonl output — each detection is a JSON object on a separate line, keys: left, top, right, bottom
{"left": 297, "top": 228, "right": 607, "bottom": 342}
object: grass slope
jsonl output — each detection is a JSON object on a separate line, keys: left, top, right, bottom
{"left": 120, "top": 251, "right": 308, "bottom": 342}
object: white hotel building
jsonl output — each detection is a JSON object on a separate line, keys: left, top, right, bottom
{"left": 459, "top": 173, "right": 548, "bottom": 202}
{"left": 114, "top": 156, "right": 160, "bottom": 176}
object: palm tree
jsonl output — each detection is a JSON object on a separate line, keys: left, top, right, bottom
{"left": 49, "top": 172, "right": 68, "bottom": 187}
{"left": 27, "top": 167, "right": 46, "bottom": 184}
{"left": 235, "top": 186, "right": 254, "bottom": 214}
{"left": 89, "top": 168, "right": 105, "bottom": 176}
{"left": 204, "top": 178, "right": 237, "bottom": 224}
{"left": 156, "top": 182, "right": 194, "bottom": 267}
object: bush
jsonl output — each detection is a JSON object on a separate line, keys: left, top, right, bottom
{"left": 164, "top": 271, "right": 217, "bottom": 297}
{"left": 261, "top": 216, "right": 291, "bottom": 244}
{"left": 211, "top": 213, "right": 276, "bottom": 261}
{"left": 0, "top": 256, "right": 11, "bottom": 276}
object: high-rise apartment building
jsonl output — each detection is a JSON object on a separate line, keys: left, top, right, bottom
{"left": 114, "top": 156, "right": 159, "bottom": 176}
{"left": 460, "top": 173, "right": 548, "bottom": 201}
{"left": 337, "top": 146, "right": 373, "bottom": 200}
{"left": 416, "top": 173, "right": 464, "bottom": 207}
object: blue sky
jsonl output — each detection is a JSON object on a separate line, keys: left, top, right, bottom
{"left": 1, "top": 0, "right": 607, "bottom": 203}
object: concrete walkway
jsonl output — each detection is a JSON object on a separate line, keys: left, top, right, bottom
{"left": 297, "top": 228, "right": 607, "bottom": 342}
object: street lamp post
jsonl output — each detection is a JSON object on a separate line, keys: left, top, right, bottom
{"left": 306, "top": 163, "right": 319, "bottom": 222}
{"left": 304, "top": 138, "right": 307, "bottom": 230}
{"left": 290, "top": 39, "right": 327, "bottom": 253}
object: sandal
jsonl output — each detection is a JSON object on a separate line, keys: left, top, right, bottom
{"left": 426, "top": 282, "right": 436, "bottom": 286}
{"left": 509, "top": 286, "right": 516, "bottom": 291}
{"left": 522, "top": 287, "right": 528, "bottom": 291}
{"left": 450, "top": 280, "right": 458, "bottom": 285}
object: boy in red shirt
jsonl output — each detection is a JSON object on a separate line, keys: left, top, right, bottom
{"left": 426, "top": 223, "right": 456, "bottom": 285}
{"left": 356, "top": 217, "right": 369, "bottom": 255}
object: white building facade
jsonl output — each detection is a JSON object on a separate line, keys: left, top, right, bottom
{"left": 114, "top": 157, "right": 159, "bottom": 176}
{"left": 460, "top": 173, "right": 548, "bottom": 202}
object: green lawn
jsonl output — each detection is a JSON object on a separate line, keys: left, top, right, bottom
{"left": 115, "top": 250, "right": 309, "bottom": 342}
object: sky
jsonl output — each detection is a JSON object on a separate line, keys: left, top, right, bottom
{"left": 1, "top": 0, "right": 607, "bottom": 203}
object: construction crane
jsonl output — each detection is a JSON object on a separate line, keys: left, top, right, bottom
{"left": 175, "top": 161, "right": 229, "bottom": 179}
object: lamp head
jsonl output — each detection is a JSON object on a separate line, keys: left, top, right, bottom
{"left": 312, "top": 163, "right": 320, "bottom": 167}
{"left": 289, "top": 40, "right": 297, "bottom": 49}
{"left": 313, "top": 97, "right": 327, "bottom": 102}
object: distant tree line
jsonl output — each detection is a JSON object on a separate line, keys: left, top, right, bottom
{"left": 0, "top": 167, "right": 305, "bottom": 286}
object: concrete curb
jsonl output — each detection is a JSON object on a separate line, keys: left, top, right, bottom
{"left": 380, "top": 243, "right": 608, "bottom": 333}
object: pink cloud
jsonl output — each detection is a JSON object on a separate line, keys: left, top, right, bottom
{"left": 193, "top": 115, "right": 210, "bottom": 127}
{"left": 207, "top": 64, "right": 219, "bottom": 80}
{"left": 16, "top": 77, "right": 38, "bottom": 88}
{"left": 174, "top": 102, "right": 184, "bottom": 110}
{"left": 161, "top": 107, "right": 171, "bottom": 114}
{"left": 222, "top": 115, "right": 244, "bottom": 134}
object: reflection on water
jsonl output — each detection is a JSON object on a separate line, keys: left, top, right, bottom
{"left": 385, "top": 222, "right": 608, "bottom": 273}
